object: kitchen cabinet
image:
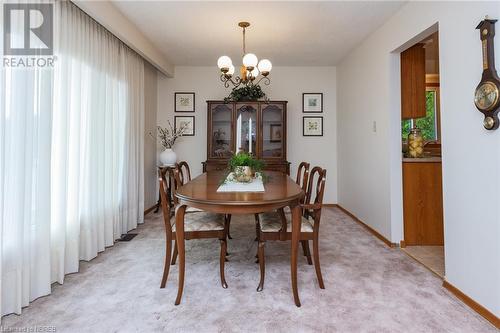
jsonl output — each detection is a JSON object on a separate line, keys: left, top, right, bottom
{"left": 402, "top": 160, "right": 444, "bottom": 245}
{"left": 401, "top": 43, "right": 426, "bottom": 119}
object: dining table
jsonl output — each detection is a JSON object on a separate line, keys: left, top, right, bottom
{"left": 173, "top": 170, "right": 305, "bottom": 307}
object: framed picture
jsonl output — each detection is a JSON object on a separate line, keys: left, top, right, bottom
{"left": 175, "top": 116, "right": 195, "bottom": 136}
{"left": 175, "top": 92, "right": 195, "bottom": 112}
{"left": 303, "top": 117, "right": 323, "bottom": 136}
{"left": 303, "top": 93, "right": 323, "bottom": 113}
{"left": 269, "top": 124, "right": 282, "bottom": 142}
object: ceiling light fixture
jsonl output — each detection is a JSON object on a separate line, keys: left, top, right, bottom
{"left": 217, "top": 22, "right": 272, "bottom": 89}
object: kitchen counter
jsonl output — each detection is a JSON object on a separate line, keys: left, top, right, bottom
{"left": 402, "top": 156, "right": 441, "bottom": 163}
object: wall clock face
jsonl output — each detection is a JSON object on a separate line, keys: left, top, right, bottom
{"left": 474, "top": 81, "right": 499, "bottom": 111}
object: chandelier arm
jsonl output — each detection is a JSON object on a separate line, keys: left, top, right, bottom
{"left": 255, "top": 76, "right": 271, "bottom": 86}
{"left": 220, "top": 74, "right": 231, "bottom": 88}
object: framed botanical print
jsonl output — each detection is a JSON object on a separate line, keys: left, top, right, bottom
{"left": 175, "top": 92, "right": 195, "bottom": 112}
{"left": 303, "top": 93, "right": 323, "bottom": 113}
{"left": 303, "top": 116, "right": 323, "bottom": 136}
{"left": 269, "top": 124, "right": 282, "bottom": 142}
{"left": 175, "top": 116, "right": 195, "bottom": 136}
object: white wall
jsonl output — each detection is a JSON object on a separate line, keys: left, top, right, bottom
{"left": 337, "top": 1, "right": 499, "bottom": 316}
{"left": 157, "top": 66, "right": 338, "bottom": 203}
{"left": 144, "top": 62, "right": 158, "bottom": 210}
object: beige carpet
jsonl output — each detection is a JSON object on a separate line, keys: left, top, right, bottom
{"left": 1, "top": 208, "right": 496, "bottom": 332}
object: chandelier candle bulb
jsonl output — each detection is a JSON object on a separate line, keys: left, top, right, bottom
{"left": 227, "top": 64, "right": 235, "bottom": 76}
{"left": 258, "top": 59, "right": 272, "bottom": 76}
{"left": 248, "top": 67, "right": 259, "bottom": 80}
{"left": 217, "top": 55, "right": 232, "bottom": 71}
{"left": 243, "top": 53, "right": 258, "bottom": 69}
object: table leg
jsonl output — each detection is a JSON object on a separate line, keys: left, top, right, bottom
{"left": 174, "top": 205, "right": 187, "bottom": 305}
{"left": 291, "top": 204, "right": 301, "bottom": 307}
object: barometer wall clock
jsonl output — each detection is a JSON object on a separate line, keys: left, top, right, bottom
{"left": 475, "top": 18, "right": 500, "bottom": 130}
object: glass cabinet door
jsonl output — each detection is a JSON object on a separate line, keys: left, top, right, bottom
{"left": 262, "top": 103, "right": 284, "bottom": 159}
{"left": 209, "top": 103, "right": 233, "bottom": 158}
{"left": 235, "top": 104, "right": 258, "bottom": 155}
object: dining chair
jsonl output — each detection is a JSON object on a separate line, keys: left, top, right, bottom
{"left": 296, "top": 162, "right": 311, "bottom": 194}
{"left": 177, "top": 161, "right": 192, "bottom": 185}
{"left": 256, "top": 162, "right": 311, "bottom": 261}
{"left": 172, "top": 161, "right": 206, "bottom": 213}
{"left": 285, "top": 161, "right": 310, "bottom": 215}
{"left": 159, "top": 167, "right": 229, "bottom": 289}
{"left": 255, "top": 166, "right": 327, "bottom": 292}
{"left": 170, "top": 161, "right": 229, "bottom": 263}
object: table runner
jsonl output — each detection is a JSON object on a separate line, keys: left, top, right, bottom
{"left": 217, "top": 173, "right": 265, "bottom": 192}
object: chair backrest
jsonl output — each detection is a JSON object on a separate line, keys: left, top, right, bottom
{"left": 177, "top": 161, "right": 191, "bottom": 185}
{"left": 304, "top": 166, "right": 327, "bottom": 225}
{"left": 296, "top": 162, "right": 310, "bottom": 193}
{"left": 158, "top": 169, "right": 173, "bottom": 233}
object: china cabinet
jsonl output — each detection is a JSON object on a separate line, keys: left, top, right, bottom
{"left": 203, "top": 101, "right": 290, "bottom": 174}
{"left": 401, "top": 43, "right": 426, "bottom": 120}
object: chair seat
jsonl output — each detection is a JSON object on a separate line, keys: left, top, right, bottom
{"left": 259, "top": 212, "right": 313, "bottom": 233}
{"left": 171, "top": 212, "right": 225, "bottom": 232}
{"left": 185, "top": 206, "right": 204, "bottom": 213}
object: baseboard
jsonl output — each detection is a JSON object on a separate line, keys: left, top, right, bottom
{"left": 443, "top": 280, "right": 500, "bottom": 329}
{"left": 144, "top": 204, "right": 157, "bottom": 216}
{"left": 335, "top": 204, "right": 397, "bottom": 248}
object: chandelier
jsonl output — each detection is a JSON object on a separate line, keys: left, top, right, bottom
{"left": 217, "top": 22, "right": 272, "bottom": 89}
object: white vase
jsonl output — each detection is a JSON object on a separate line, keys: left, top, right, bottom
{"left": 160, "top": 148, "right": 177, "bottom": 166}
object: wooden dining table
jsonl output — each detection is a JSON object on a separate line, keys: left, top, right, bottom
{"left": 174, "top": 170, "right": 305, "bottom": 307}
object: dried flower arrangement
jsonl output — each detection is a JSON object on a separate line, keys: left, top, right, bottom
{"left": 150, "top": 121, "right": 187, "bottom": 149}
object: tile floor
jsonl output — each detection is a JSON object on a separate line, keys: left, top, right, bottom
{"left": 402, "top": 245, "right": 445, "bottom": 277}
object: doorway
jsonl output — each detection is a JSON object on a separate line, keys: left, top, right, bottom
{"left": 400, "top": 31, "right": 445, "bottom": 278}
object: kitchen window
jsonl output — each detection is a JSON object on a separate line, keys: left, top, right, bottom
{"left": 402, "top": 87, "right": 440, "bottom": 142}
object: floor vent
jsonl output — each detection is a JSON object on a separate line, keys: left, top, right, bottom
{"left": 119, "top": 233, "right": 138, "bottom": 242}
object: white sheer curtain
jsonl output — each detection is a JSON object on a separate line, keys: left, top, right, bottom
{"left": 1, "top": 0, "right": 144, "bottom": 316}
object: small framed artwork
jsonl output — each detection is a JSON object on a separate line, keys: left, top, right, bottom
{"left": 269, "top": 124, "right": 282, "bottom": 142}
{"left": 175, "top": 92, "right": 195, "bottom": 112}
{"left": 175, "top": 116, "right": 195, "bottom": 136}
{"left": 303, "top": 93, "right": 323, "bottom": 113}
{"left": 303, "top": 117, "right": 323, "bottom": 136}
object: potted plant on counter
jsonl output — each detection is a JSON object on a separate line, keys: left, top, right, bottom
{"left": 228, "top": 152, "right": 264, "bottom": 183}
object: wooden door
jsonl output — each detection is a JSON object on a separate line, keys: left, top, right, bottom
{"left": 401, "top": 43, "right": 426, "bottom": 119}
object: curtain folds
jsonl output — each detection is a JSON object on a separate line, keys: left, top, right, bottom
{"left": 0, "top": 0, "right": 145, "bottom": 316}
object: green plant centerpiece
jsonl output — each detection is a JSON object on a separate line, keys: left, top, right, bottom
{"left": 228, "top": 152, "right": 264, "bottom": 183}
{"left": 224, "top": 85, "right": 267, "bottom": 103}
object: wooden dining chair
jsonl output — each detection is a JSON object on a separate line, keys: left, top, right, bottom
{"left": 257, "top": 162, "right": 311, "bottom": 261}
{"left": 296, "top": 162, "right": 310, "bottom": 194}
{"left": 172, "top": 161, "right": 203, "bottom": 213}
{"left": 286, "top": 161, "right": 310, "bottom": 215}
{"left": 159, "top": 167, "right": 229, "bottom": 289}
{"left": 177, "top": 161, "right": 192, "bottom": 185}
{"left": 255, "top": 166, "right": 327, "bottom": 292}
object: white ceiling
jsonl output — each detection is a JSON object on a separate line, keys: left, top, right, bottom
{"left": 111, "top": 1, "right": 406, "bottom": 66}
